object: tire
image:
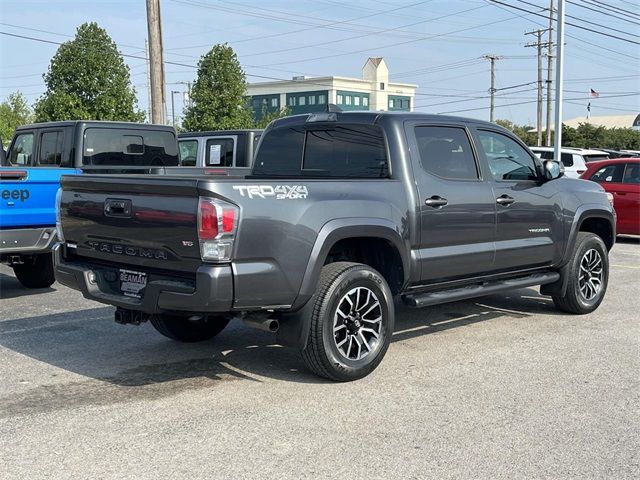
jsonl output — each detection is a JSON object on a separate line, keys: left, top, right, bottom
{"left": 301, "top": 262, "right": 395, "bottom": 382}
{"left": 150, "top": 314, "right": 230, "bottom": 342}
{"left": 553, "top": 232, "right": 609, "bottom": 314}
{"left": 12, "top": 253, "right": 56, "bottom": 289}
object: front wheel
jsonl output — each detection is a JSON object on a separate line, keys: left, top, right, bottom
{"left": 150, "top": 314, "right": 231, "bottom": 342}
{"left": 301, "top": 262, "right": 395, "bottom": 382}
{"left": 12, "top": 253, "right": 56, "bottom": 289}
{"left": 553, "top": 232, "right": 609, "bottom": 314}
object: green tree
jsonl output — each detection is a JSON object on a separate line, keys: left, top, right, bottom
{"left": 34, "top": 22, "right": 144, "bottom": 122}
{"left": 0, "top": 92, "right": 33, "bottom": 145}
{"left": 254, "top": 106, "right": 290, "bottom": 129}
{"left": 496, "top": 119, "right": 537, "bottom": 145}
{"left": 182, "top": 44, "right": 253, "bottom": 131}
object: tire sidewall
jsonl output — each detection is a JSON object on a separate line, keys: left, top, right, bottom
{"left": 319, "top": 266, "right": 394, "bottom": 380}
{"left": 570, "top": 234, "right": 609, "bottom": 312}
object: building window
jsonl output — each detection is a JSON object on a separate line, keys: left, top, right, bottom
{"left": 345, "top": 96, "right": 352, "bottom": 105}
{"left": 319, "top": 94, "right": 326, "bottom": 104}
{"left": 289, "top": 97, "right": 296, "bottom": 106}
{"left": 389, "top": 99, "right": 394, "bottom": 108}
{"left": 271, "top": 97, "right": 278, "bottom": 108}
{"left": 299, "top": 96, "right": 306, "bottom": 106}
{"left": 309, "top": 96, "right": 316, "bottom": 105}
{"left": 337, "top": 94, "right": 343, "bottom": 104}
{"left": 252, "top": 99, "right": 259, "bottom": 107}
{"left": 363, "top": 97, "right": 369, "bottom": 107}
{"left": 354, "top": 96, "right": 360, "bottom": 106}
{"left": 380, "top": 82, "right": 385, "bottom": 90}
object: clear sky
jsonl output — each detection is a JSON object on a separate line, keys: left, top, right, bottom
{"left": 0, "top": 0, "right": 638, "bottom": 126}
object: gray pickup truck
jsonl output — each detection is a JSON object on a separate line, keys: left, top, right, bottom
{"left": 54, "top": 112, "right": 615, "bottom": 381}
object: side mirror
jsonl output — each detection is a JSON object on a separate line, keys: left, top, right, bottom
{"left": 544, "top": 160, "right": 563, "bottom": 180}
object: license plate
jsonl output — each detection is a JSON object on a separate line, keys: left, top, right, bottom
{"left": 119, "top": 269, "right": 147, "bottom": 298}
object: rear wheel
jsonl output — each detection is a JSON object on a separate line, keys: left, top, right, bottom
{"left": 150, "top": 314, "right": 231, "bottom": 342}
{"left": 553, "top": 232, "right": 609, "bottom": 314}
{"left": 12, "top": 253, "right": 56, "bottom": 289}
{"left": 301, "top": 262, "right": 394, "bottom": 382}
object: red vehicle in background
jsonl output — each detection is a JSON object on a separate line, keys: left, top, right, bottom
{"left": 581, "top": 158, "right": 640, "bottom": 235}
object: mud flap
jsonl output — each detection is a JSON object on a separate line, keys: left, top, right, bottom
{"left": 540, "top": 263, "right": 570, "bottom": 297}
{"left": 276, "top": 298, "right": 314, "bottom": 349}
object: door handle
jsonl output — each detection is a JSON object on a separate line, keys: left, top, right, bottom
{"left": 616, "top": 192, "right": 626, "bottom": 196}
{"left": 425, "top": 196, "right": 448, "bottom": 208}
{"left": 496, "top": 194, "right": 515, "bottom": 206}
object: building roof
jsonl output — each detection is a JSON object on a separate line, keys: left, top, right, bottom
{"left": 541, "top": 113, "right": 640, "bottom": 131}
{"left": 246, "top": 75, "right": 417, "bottom": 89}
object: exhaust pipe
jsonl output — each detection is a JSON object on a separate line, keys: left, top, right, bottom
{"left": 242, "top": 313, "right": 279, "bottom": 333}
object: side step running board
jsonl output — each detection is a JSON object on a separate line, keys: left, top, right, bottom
{"left": 402, "top": 271, "right": 560, "bottom": 308}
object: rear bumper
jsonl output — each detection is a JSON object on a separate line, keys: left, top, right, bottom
{"left": 0, "top": 227, "right": 57, "bottom": 255}
{"left": 53, "top": 244, "right": 233, "bottom": 314}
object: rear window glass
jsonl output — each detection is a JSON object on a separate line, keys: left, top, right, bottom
{"left": 623, "top": 163, "right": 640, "bottom": 184}
{"left": 253, "top": 124, "right": 388, "bottom": 178}
{"left": 205, "top": 138, "right": 234, "bottom": 166}
{"left": 37, "top": 131, "right": 64, "bottom": 166}
{"left": 82, "top": 128, "right": 178, "bottom": 166}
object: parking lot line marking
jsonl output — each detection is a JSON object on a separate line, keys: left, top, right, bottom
{"left": 611, "top": 264, "right": 640, "bottom": 269}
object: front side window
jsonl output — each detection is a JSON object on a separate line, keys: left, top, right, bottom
{"left": 623, "top": 163, "right": 640, "bottom": 184}
{"left": 38, "top": 131, "right": 64, "bottom": 166}
{"left": 8, "top": 132, "right": 34, "bottom": 166}
{"left": 477, "top": 130, "right": 538, "bottom": 181}
{"left": 590, "top": 164, "right": 624, "bottom": 183}
{"left": 205, "top": 138, "right": 234, "bottom": 166}
{"left": 178, "top": 139, "right": 198, "bottom": 166}
{"left": 415, "top": 126, "right": 478, "bottom": 180}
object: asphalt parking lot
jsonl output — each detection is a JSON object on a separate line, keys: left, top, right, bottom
{"left": 1, "top": 239, "right": 638, "bottom": 479}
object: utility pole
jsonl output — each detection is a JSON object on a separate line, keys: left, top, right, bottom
{"left": 525, "top": 29, "right": 549, "bottom": 146}
{"left": 483, "top": 55, "right": 501, "bottom": 122}
{"left": 553, "top": 0, "right": 566, "bottom": 162}
{"left": 545, "top": 0, "right": 555, "bottom": 146}
{"left": 146, "top": 0, "right": 166, "bottom": 125}
{"left": 145, "top": 39, "right": 152, "bottom": 123}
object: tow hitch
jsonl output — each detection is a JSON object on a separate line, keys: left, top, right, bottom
{"left": 114, "top": 307, "right": 150, "bottom": 325}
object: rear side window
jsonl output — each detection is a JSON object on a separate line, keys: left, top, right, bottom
{"left": 8, "top": 132, "right": 34, "bottom": 166}
{"left": 561, "top": 153, "right": 574, "bottom": 167}
{"left": 415, "top": 126, "right": 478, "bottom": 180}
{"left": 37, "top": 131, "right": 64, "bottom": 166}
{"left": 83, "top": 128, "right": 178, "bottom": 166}
{"left": 253, "top": 124, "right": 388, "bottom": 178}
{"left": 590, "top": 164, "right": 624, "bottom": 183}
{"left": 178, "top": 139, "right": 198, "bottom": 166}
{"left": 205, "top": 138, "right": 234, "bottom": 166}
{"left": 623, "top": 163, "right": 639, "bottom": 184}
{"left": 584, "top": 154, "right": 609, "bottom": 163}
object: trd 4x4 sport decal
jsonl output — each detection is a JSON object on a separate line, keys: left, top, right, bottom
{"left": 232, "top": 185, "right": 308, "bottom": 200}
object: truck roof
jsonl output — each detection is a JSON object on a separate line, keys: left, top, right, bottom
{"left": 178, "top": 129, "right": 263, "bottom": 138}
{"left": 15, "top": 120, "right": 176, "bottom": 132}
{"left": 269, "top": 111, "right": 505, "bottom": 129}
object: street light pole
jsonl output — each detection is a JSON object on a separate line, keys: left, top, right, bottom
{"left": 171, "top": 90, "right": 180, "bottom": 127}
{"left": 553, "top": 0, "right": 566, "bottom": 162}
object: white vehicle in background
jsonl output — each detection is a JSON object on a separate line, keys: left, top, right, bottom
{"left": 529, "top": 147, "right": 609, "bottom": 178}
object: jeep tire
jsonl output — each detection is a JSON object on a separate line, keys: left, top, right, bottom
{"left": 301, "top": 262, "right": 394, "bottom": 382}
{"left": 13, "top": 253, "right": 56, "bottom": 289}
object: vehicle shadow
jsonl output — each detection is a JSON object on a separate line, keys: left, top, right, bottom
{"left": 0, "top": 272, "right": 56, "bottom": 299}
{"left": 616, "top": 235, "right": 640, "bottom": 245}
{"left": 0, "top": 287, "right": 558, "bottom": 417}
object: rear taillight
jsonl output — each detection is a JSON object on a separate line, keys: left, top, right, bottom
{"left": 55, "top": 188, "right": 65, "bottom": 242}
{"left": 197, "top": 197, "right": 239, "bottom": 262}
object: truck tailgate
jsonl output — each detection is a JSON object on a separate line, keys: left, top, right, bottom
{"left": 59, "top": 175, "right": 203, "bottom": 273}
{"left": 1, "top": 167, "right": 79, "bottom": 228}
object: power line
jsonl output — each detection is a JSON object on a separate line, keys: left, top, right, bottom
{"left": 579, "top": 0, "right": 640, "bottom": 20}
{"left": 566, "top": 0, "right": 640, "bottom": 26}
{"left": 516, "top": 0, "right": 640, "bottom": 28}
{"left": 487, "top": 0, "right": 640, "bottom": 45}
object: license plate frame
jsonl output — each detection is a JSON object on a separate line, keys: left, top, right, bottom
{"left": 119, "top": 269, "right": 147, "bottom": 298}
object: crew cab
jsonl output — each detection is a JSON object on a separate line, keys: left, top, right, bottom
{"left": 54, "top": 112, "right": 615, "bottom": 381}
{"left": 178, "top": 129, "right": 262, "bottom": 175}
{"left": 1, "top": 121, "right": 178, "bottom": 288}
